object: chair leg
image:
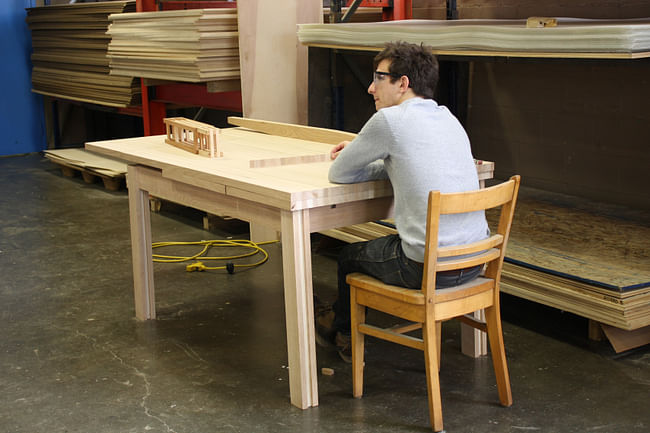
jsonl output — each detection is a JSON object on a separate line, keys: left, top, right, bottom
{"left": 351, "top": 287, "right": 365, "bottom": 398}
{"left": 436, "top": 321, "right": 442, "bottom": 371}
{"left": 485, "top": 305, "right": 513, "bottom": 407}
{"left": 423, "top": 320, "right": 444, "bottom": 432}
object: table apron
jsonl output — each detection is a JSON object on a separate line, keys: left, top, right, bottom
{"left": 129, "top": 164, "right": 282, "bottom": 230}
{"left": 307, "top": 196, "right": 394, "bottom": 232}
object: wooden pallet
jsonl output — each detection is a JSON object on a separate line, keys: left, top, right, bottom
{"left": 44, "top": 148, "right": 128, "bottom": 191}
{"left": 51, "top": 159, "right": 124, "bottom": 191}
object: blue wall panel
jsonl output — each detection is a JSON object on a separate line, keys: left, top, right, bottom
{"left": 0, "top": 1, "right": 46, "bottom": 156}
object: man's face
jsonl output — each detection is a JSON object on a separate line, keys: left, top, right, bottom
{"left": 368, "top": 59, "right": 403, "bottom": 111}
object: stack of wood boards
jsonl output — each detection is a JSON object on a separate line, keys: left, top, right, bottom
{"left": 322, "top": 186, "right": 650, "bottom": 336}
{"left": 107, "top": 9, "right": 240, "bottom": 83}
{"left": 26, "top": 1, "right": 140, "bottom": 107}
{"left": 298, "top": 18, "right": 650, "bottom": 55}
{"left": 491, "top": 188, "right": 650, "bottom": 332}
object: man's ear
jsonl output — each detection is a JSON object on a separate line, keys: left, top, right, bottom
{"left": 399, "top": 75, "right": 410, "bottom": 92}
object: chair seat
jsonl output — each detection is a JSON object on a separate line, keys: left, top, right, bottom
{"left": 347, "top": 272, "right": 425, "bottom": 305}
{"left": 347, "top": 273, "right": 494, "bottom": 304}
{"left": 348, "top": 273, "right": 496, "bottom": 323}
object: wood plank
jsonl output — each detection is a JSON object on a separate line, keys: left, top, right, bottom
{"left": 600, "top": 323, "right": 650, "bottom": 353}
{"left": 249, "top": 153, "right": 330, "bottom": 168}
{"left": 228, "top": 116, "right": 357, "bottom": 144}
{"left": 237, "top": 0, "right": 323, "bottom": 125}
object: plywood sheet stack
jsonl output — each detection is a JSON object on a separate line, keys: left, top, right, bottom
{"left": 26, "top": 1, "right": 140, "bottom": 107}
{"left": 490, "top": 188, "right": 650, "bottom": 333}
{"left": 107, "top": 9, "right": 239, "bottom": 83}
{"left": 298, "top": 18, "right": 650, "bottom": 54}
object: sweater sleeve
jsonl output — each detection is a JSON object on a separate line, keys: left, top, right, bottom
{"left": 328, "top": 111, "right": 391, "bottom": 183}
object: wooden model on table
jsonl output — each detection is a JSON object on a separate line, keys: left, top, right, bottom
{"left": 164, "top": 117, "right": 222, "bottom": 158}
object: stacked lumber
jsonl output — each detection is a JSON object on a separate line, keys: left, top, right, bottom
{"left": 491, "top": 188, "right": 650, "bottom": 332}
{"left": 298, "top": 18, "right": 650, "bottom": 55}
{"left": 107, "top": 9, "right": 240, "bottom": 83}
{"left": 26, "top": 1, "right": 140, "bottom": 107}
{"left": 500, "top": 264, "right": 650, "bottom": 331}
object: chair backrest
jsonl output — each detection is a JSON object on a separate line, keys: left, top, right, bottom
{"left": 421, "top": 175, "right": 521, "bottom": 298}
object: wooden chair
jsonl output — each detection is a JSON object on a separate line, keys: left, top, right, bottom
{"left": 347, "top": 175, "right": 520, "bottom": 432}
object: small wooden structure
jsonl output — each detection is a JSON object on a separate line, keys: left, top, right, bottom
{"left": 163, "top": 117, "right": 221, "bottom": 158}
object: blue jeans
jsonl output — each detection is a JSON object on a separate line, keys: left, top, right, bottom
{"left": 332, "top": 234, "right": 481, "bottom": 334}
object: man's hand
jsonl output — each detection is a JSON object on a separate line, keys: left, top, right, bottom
{"left": 330, "top": 141, "right": 349, "bottom": 160}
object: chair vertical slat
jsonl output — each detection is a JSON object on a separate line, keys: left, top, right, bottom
{"left": 422, "top": 191, "right": 441, "bottom": 303}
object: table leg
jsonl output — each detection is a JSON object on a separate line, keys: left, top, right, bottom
{"left": 280, "top": 209, "right": 319, "bottom": 409}
{"left": 461, "top": 309, "right": 488, "bottom": 357}
{"left": 127, "top": 165, "right": 156, "bottom": 320}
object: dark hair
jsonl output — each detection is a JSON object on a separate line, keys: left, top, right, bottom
{"left": 373, "top": 41, "right": 439, "bottom": 99}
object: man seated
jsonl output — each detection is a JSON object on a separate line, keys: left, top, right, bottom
{"left": 317, "top": 41, "right": 489, "bottom": 362}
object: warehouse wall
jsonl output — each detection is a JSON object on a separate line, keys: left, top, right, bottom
{"left": 455, "top": 0, "right": 650, "bottom": 19}
{"left": 455, "top": 0, "right": 650, "bottom": 209}
{"left": 469, "top": 59, "right": 650, "bottom": 208}
{"left": 0, "top": 1, "right": 46, "bottom": 156}
{"left": 314, "top": 1, "right": 650, "bottom": 209}
{"left": 413, "top": 0, "right": 446, "bottom": 19}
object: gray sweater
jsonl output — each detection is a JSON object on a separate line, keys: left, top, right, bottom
{"left": 329, "top": 97, "right": 489, "bottom": 262}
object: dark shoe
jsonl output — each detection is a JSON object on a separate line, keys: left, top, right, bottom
{"left": 335, "top": 332, "right": 352, "bottom": 363}
{"left": 315, "top": 309, "right": 337, "bottom": 348}
{"left": 313, "top": 294, "right": 330, "bottom": 316}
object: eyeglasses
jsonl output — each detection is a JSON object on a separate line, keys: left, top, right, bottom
{"left": 372, "top": 70, "right": 401, "bottom": 84}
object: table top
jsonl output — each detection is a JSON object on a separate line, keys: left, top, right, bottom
{"left": 86, "top": 127, "right": 494, "bottom": 211}
{"left": 86, "top": 128, "right": 395, "bottom": 211}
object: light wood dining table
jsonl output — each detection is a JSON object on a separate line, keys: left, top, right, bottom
{"left": 86, "top": 124, "right": 494, "bottom": 409}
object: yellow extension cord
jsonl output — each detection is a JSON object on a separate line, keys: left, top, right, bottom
{"left": 152, "top": 239, "right": 279, "bottom": 273}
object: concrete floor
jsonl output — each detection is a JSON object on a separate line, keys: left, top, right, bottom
{"left": 1, "top": 153, "right": 649, "bottom": 433}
